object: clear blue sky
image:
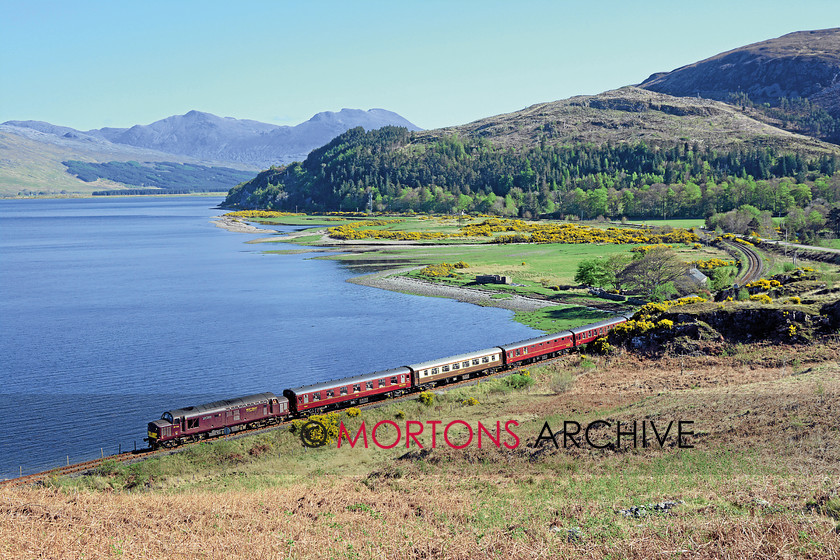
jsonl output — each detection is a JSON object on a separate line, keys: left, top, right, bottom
{"left": 1, "top": 0, "right": 837, "bottom": 131}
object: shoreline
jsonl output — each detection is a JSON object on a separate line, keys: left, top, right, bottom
{"left": 348, "top": 267, "right": 558, "bottom": 313}
{"left": 210, "top": 215, "right": 278, "bottom": 234}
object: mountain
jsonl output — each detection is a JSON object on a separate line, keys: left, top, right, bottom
{"left": 640, "top": 29, "right": 840, "bottom": 111}
{"left": 639, "top": 28, "right": 840, "bottom": 143}
{"left": 1, "top": 108, "right": 421, "bottom": 196}
{"left": 83, "top": 108, "right": 418, "bottom": 168}
{"left": 428, "top": 86, "right": 835, "bottom": 154}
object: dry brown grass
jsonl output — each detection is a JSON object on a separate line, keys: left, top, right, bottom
{"left": 2, "top": 340, "right": 839, "bottom": 559}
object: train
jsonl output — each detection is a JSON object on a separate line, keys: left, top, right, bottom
{"left": 145, "top": 315, "right": 629, "bottom": 449}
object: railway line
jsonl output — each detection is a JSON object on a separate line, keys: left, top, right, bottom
{"left": 721, "top": 239, "right": 764, "bottom": 285}
{"left": 0, "top": 356, "right": 553, "bottom": 488}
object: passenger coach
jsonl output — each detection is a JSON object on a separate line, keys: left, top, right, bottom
{"left": 285, "top": 366, "right": 412, "bottom": 415}
{"left": 500, "top": 331, "right": 575, "bottom": 366}
{"left": 407, "top": 347, "right": 503, "bottom": 389}
{"left": 570, "top": 316, "right": 629, "bottom": 346}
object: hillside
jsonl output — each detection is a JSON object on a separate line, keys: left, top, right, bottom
{"left": 0, "top": 126, "right": 211, "bottom": 196}
{"left": 223, "top": 87, "right": 840, "bottom": 216}
{"left": 640, "top": 28, "right": 840, "bottom": 143}
{"left": 430, "top": 86, "right": 837, "bottom": 153}
{"left": 4, "top": 338, "right": 838, "bottom": 558}
{"left": 640, "top": 29, "right": 840, "bottom": 111}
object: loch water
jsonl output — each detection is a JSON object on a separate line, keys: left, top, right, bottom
{"left": 0, "top": 196, "right": 538, "bottom": 478}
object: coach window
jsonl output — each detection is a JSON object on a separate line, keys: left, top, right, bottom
{"left": 326, "top": 389, "right": 334, "bottom": 398}
{"left": 431, "top": 367, "right": 439, "bottom": 375}
{"left": 442, "top": 365, "right": 450, "bottom": 372}
{"left": 452, "top": 362, "right": 460, "bottom": 370}
{"left": 353, "top": 384, "right": 361, "bottom": 393}
{"left": 482, "top": 357, "right": 489, "bottom": 363}
{"left": 463, "top": 361, "right": 470, "bottom": 368}
{"left": 313, "top": 393, "right": 321, "bottom": 401}
{"left": 515, "top": 349, "right": 521, "bottom": 356}
{"left": 366, "top": 381, "right": 373, "bottom": 390}
{"left": 523, "top": 348, "right": 528, "bottom": 355}
{"left": 472, "top": 359, "right": 479, "bottom": 366}
{"left": 340, "top": 386, "right": 348, "bottom": 396}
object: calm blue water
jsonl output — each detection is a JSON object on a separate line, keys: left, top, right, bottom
{"left": 0, "top": 197, "right": 537, "bottom": 478}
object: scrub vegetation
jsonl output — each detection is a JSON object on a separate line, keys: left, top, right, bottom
{"left": 6, "top": 341, "right": 839, "bottom": 559}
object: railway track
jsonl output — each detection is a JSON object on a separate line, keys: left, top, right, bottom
{"left": 0, "top": 356, "right": 552, "bottom": 488}
{"left": 722, "top": 240, "right": 764, "bottom": 285}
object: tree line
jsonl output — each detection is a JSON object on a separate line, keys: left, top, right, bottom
{"left": 223, "top": 126, "right": 840, "bottom": 222}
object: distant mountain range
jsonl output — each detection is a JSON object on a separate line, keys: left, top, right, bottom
{"left": 7, "top": 28, "right": 840, "bottom": 199}
{"left": 0, "top": 109, "right": 421, "bottom": 196}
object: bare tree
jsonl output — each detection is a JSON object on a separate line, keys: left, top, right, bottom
{"left": 617, "top": 247, "right": 689, "bottom": 299}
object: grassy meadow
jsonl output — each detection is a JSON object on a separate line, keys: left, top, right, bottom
{"left": 5, "top": 342, "right": 839, "bottom": 559}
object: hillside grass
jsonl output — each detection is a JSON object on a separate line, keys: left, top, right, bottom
{"left": 8, "top": 342, "right": 839, "bottom": 559}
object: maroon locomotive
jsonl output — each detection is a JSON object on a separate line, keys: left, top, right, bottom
{"left": 146, "top": 392, "right": 289, "bottom": 449}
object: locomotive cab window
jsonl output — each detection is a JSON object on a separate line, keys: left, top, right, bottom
{"left": 162, "top": 412, "right": 173, "bottom": 424}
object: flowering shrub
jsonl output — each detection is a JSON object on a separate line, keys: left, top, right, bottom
{"left": 746, "top": 278, "right": 781, "bottom": 291}
{"left": 589, "top": 336, "right": 613, "bottom": 354}
{"left": 656, "top": 319, "right": 674, "bottom": 329}
{"left": 461, "top": 219, "right": 699, "bottom": 245}
{"left": 346, "top": 407, "right": 361, "bottom": 417}
{"left": 788, "top": 325, "right": 798, "bottom": 337}
{"left": 418, "top": 391, "right": 435, "bottom": 406}
{"left": 225, "top": 210, "right": 301, "bottom": 218}
{"left": 691, "top": 258, "right": 736, "bottom": 270}
{"left": 290, "top": 412, "right": 341, "bottom": 445}
{"left": 749, "top": 293, "right": 773, "bottom": 304}
{"left": 419, "top": 263, "right": 463, "bottom": 278}
{"left": 460, "top": 397, "right": 480, "bottom": 406}
{"left": 786, "top": 296, "right": 802, "bottom": 305}
{"left": 632, "top": 244, "right": 673, "bottom": 253}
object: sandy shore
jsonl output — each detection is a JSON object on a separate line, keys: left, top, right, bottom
{"left": 348, "top": 268, "right": 557, "bottom": 312}
{"left": 210, "top": 216, "right": 277, "bottom": 234}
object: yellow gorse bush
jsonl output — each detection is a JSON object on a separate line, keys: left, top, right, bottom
{"left": 691, "top": 258, "right": 736, "bottom": 269}
{"left": 225, "top": 210, "right": 302, "bottom": 218}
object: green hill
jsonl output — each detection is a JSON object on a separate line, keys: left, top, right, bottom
{"left": 223, "top": 88, "right": 840, "bottom": 219}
